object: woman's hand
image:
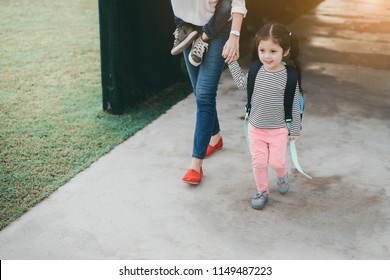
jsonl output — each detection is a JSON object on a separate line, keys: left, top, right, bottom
{"left": 222, "top": 12, "right": 243, "bottom": 64}
{"left": 222, "top": 35, "right": 240, "bottom": 64}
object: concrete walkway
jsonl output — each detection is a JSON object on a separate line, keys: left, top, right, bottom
{"left": 1, "top": 0, "right": 389, "bottom": 259}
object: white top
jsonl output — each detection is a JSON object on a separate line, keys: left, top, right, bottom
{"left": 171, "top": 0, "right": 247, "bottom": 26}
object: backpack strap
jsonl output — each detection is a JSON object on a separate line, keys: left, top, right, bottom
{"left": 246, "top": 59, "right": 262, "bottom": 115}
{"left": 282, "top": 66, "right": 311, "bottom": 179}
{"left": 284, "top": 65, "right": 299, "bottom": 123}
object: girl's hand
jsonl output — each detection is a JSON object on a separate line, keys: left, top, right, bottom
{"left": 289, "top": 136, "right": 299, "bottom": 142}
{"left": 222, "top": 35, "right": 240, "bottom": 64}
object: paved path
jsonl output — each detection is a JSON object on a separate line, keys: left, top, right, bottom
{"left": 1, "top": 0, "right": 389, "bottom": 259}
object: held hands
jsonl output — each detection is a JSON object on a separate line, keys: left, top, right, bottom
{"left": 222, "top": 35, "right": 240, "bottom": 64}
{"left": 289, "top": 136, "right": 299, "bottom": 142}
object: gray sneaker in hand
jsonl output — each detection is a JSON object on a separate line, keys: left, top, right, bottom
{"left": 171, "top": 23, "right": 199, "bottom": 56}
{"left": 189, "top": 36, "right": 209, "bottom": 67}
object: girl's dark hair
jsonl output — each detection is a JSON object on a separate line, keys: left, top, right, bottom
{"left": 251, "top": 22, "right": 303, "bottom": 90}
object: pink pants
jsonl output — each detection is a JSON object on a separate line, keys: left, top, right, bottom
{"left": 248, "top": 124, "right": 289, "bottom": 194}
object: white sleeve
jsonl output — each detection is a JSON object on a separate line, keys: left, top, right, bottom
{"left": 231, "top": 0, "right": 247, "bottom": 17}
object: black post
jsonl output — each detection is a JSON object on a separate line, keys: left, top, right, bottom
{"left": 98, "top": 0, "right": 183, "bottom": 114}
{"left": 99, "top": 0, "right": 119, "bottom": 113}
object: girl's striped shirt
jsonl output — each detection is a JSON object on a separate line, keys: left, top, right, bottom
{"left": 228, "top": 60, "right": 301, "bottom": 136}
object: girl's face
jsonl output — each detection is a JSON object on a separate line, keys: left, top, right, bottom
{"left": 258, "top": 38, "right": 289, "bottom": 72}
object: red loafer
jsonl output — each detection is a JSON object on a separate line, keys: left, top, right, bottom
{"left": 182, "top": 168, "right": 203, "bottom": 185}
{"left": 205, "top": 137, "right": 223, "bottom": 157}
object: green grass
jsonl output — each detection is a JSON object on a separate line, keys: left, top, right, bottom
{"left": 0, "top": 0, "right": 190, "bottom": 229}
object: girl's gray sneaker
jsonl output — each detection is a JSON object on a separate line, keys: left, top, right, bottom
{"left": 251, "top": 191, "right": 268, "bottom": 210}
{"left": 277, "top": 173, "right": 290, "bottom": 194}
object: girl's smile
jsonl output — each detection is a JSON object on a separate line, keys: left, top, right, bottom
{"left": 258, "top": 39, "right": 289, "bottom": 72}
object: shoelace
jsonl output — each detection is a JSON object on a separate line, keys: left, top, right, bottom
{"left": 173, "top": 28, "right": 179, "bottom": 39}
{"left": 254, "top": 193, "right": 267, "bottom": 199}
{"left": 277, "top": 174, "right": 288, "bottom": 186}
{"left": 192, "top": 39, "right": 208, "bottom": 57}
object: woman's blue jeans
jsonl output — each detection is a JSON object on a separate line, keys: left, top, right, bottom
{"left": 183, "top": 25, "right": 230, "bottom": 159}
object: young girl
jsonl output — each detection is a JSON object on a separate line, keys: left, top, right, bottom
{"left": 228, "top": 22, "right": 302, "bottom": 209}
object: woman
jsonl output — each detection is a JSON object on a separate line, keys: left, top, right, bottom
{"left": 170, "top": 0, "right": 247, "bottom": 184}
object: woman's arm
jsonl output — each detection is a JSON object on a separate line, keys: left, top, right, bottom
{"left": 222, "top": 12, "right": 244, "bottom": 64}
{"left": 231, "top": 0, "right": 247, "bottom": 17}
